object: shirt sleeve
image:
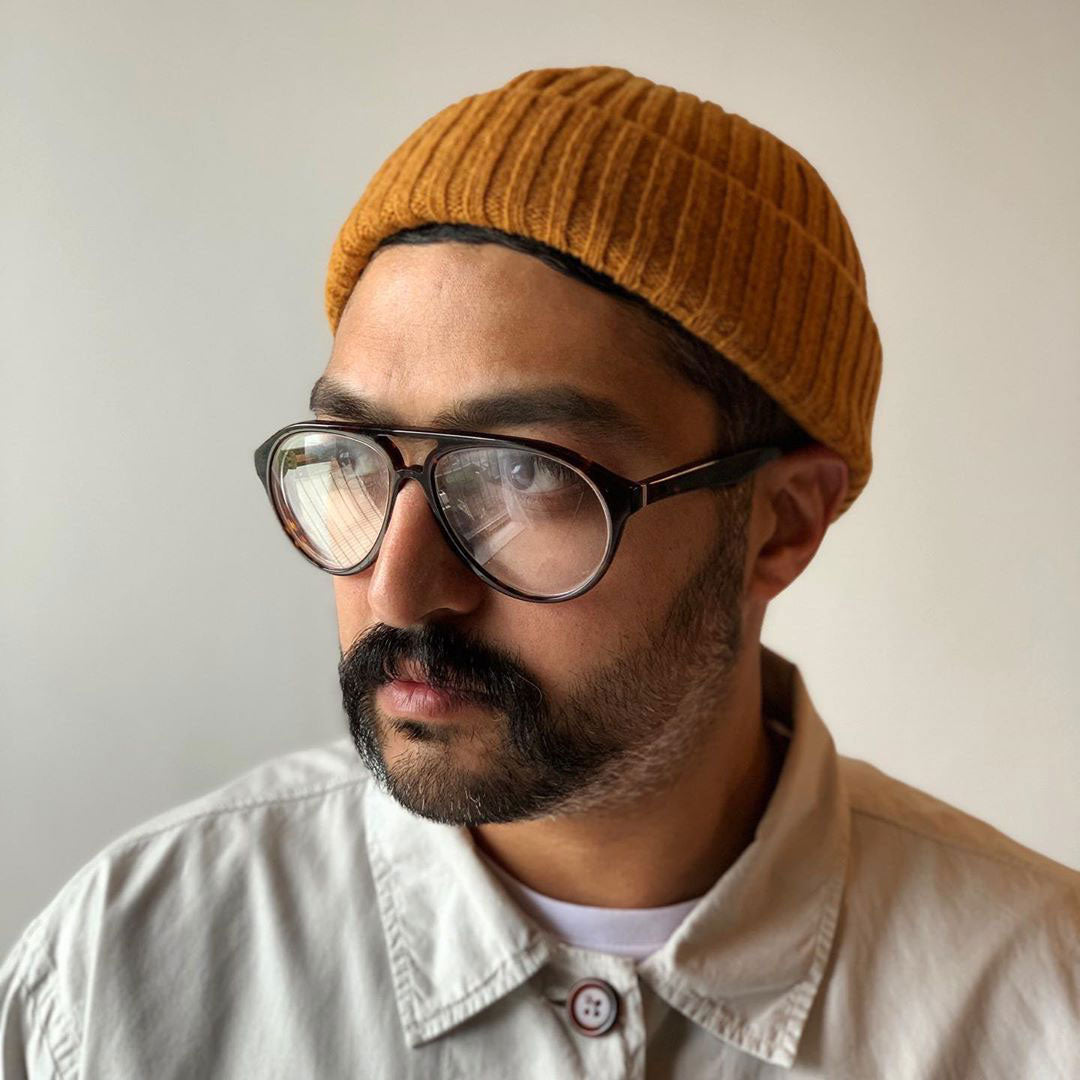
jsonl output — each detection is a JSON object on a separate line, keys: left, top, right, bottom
{"left": 0, "top": 930, "right": 81, "bottom": 1080}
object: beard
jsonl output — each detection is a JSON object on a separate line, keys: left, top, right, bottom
{"left": 338, "top": 486, "right": 751, "bottom": 826}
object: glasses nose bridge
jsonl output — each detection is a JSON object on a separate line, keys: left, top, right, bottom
{"left": 380, "top": 435, "right": 441, "bottom": 506}
{"left": 392, "top": 463, "right": 427, "bottom": 490}
{"left": 387, "top": 462, "right": 445, "bottom": 522}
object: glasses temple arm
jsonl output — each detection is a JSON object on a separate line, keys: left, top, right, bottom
{"left": 639, "top": 447, "right": 782, "bottom": 507}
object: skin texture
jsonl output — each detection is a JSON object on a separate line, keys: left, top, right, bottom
{"left": 319, "top": 241, "right": 848, "bottom": 908}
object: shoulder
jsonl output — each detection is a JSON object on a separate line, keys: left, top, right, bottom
{"left": 21, "top": 737, "right": 374, "bottom": 939}
{"left": 840, "top": 754, "right": 1080, "bottom": 891}
{"left": 1, "top": 739, "right": 380, "bottom": 1076}
{"left": 782, "top": 755, "right": 1080, "bottom": 1075}
{"left": 108, "top": 736, "right": 372, "bottom": 841}
{"left": 33, "top": 737, "right": 370, "bottom": 914}
{"left": 835, "top": 756, "right": 1079, "bottom": 1045}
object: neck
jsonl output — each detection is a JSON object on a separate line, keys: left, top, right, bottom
{"left": 472, "top": 643, "right": 783, "bottom": 909}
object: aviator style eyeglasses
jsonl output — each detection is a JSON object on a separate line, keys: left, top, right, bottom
{"left": 253, "top": 421, "right": 782, "bottom": 604}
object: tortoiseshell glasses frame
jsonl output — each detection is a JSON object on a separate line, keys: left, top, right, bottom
{"left": 254, "top": 420, "right": 782, "bottom": 603}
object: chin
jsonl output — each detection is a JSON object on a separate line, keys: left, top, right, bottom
{"left": 377, "top": 750, "right": 564, "bottom": 827}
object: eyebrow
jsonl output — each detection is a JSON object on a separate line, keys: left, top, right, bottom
{"left": 307, "top": 375, "right": 655, "bottom": 450}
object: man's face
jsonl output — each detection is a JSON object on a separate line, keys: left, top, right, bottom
{"left": 321, "top": 241, "right": 755, "bottom": 825}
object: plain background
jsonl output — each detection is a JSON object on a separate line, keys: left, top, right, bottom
{"left": 2, "top": 0, "right": 1078, "bottom": 954}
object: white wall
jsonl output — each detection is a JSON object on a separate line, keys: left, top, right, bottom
{"left": 2, "top": 0, "right": 1077, "bottom": 952}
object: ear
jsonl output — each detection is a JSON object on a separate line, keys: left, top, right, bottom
{"left": 744, "top": 444, "right": 849, "bottom": 604}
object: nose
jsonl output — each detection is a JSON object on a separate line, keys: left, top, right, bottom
{"left": 363, "top": 475, "right": 487, "bottom": 626}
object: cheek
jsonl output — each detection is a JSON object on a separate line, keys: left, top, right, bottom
{"left": 492, "top": 537, "right": 701, "bottom": 688}
{"left": 591, "top": 497, "right": 717, "bottom": 618}
{"left": 478, "top": 502, "right": 721, "bottom": 686}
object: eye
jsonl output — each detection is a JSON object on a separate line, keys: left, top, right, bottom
{"left": 504, "top": 453, "right": 574, "bottom": 494}
{"left": 506, "top": 453, "right": 535, "bottom": 490}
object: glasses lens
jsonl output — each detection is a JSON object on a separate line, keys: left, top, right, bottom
{"left": 433, "top": 446, "right": 611, "bottom": 598}
{"left": 270, "top": 431, "right": 391, "bottom": 571}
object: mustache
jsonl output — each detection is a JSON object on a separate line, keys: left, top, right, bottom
{"left": 338, "top": 622, "right": 543, "bottom": 713}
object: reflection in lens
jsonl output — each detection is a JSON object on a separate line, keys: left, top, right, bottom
{"left": 273, "top": 432, "right": 390, "bottom": 570}
{"left": 434, "top": 446, "right": 611, "bottom": 597}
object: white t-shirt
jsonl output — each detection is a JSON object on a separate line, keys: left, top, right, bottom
{"left": 485, "top": 857, "right": 704, "bottom": 961}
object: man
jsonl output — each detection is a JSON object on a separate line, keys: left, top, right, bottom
{"left": 2, "top": 65, "right": 1077, "bottom": 1078}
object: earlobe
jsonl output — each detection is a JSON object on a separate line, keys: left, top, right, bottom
{"left": 745, "top": 447, "right": 848, "bottom": 603}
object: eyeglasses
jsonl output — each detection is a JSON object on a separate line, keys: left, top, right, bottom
{"left": 253, "top": 421, "right": 782, "bottom": 603}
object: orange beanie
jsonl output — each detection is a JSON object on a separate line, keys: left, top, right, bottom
{"left": 325, "top": 66, "right": 882, "bottom": 514}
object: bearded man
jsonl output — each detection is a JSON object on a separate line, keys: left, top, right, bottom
{"left": 3, "top": 66, "right": 1077, "bottom": 1079}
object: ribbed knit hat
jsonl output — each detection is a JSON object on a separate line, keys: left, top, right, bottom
{"left": 326, "top": 66, "right": 882, "bottom": 514}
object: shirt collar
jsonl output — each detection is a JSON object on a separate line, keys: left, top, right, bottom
{"left": 637, "top": 646, "right": 849, "bottom": 1067}
{"left": 364, "top": 645, "right": 849, "bottom": 1067}
{"left": 364, "top": 776, "right": 552, "bottom": 1046}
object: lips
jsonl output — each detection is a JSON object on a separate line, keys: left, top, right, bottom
{"left": 383, "top": 680, "right": 463, "bottom": 717}
{"left": 387, "top": 660, "right": 486, "bottom": 707}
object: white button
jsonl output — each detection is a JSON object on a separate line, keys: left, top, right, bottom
{"left": 567, "top": 978, "right": 619, "bottom": 1036}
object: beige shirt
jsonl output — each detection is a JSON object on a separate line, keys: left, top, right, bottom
{"left": 2, "top": 648, "right": 1078, "bottom": 1078}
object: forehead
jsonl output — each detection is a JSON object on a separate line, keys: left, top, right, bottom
{"left": 323, "top": 242, "right": 717, "bottom": 458}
